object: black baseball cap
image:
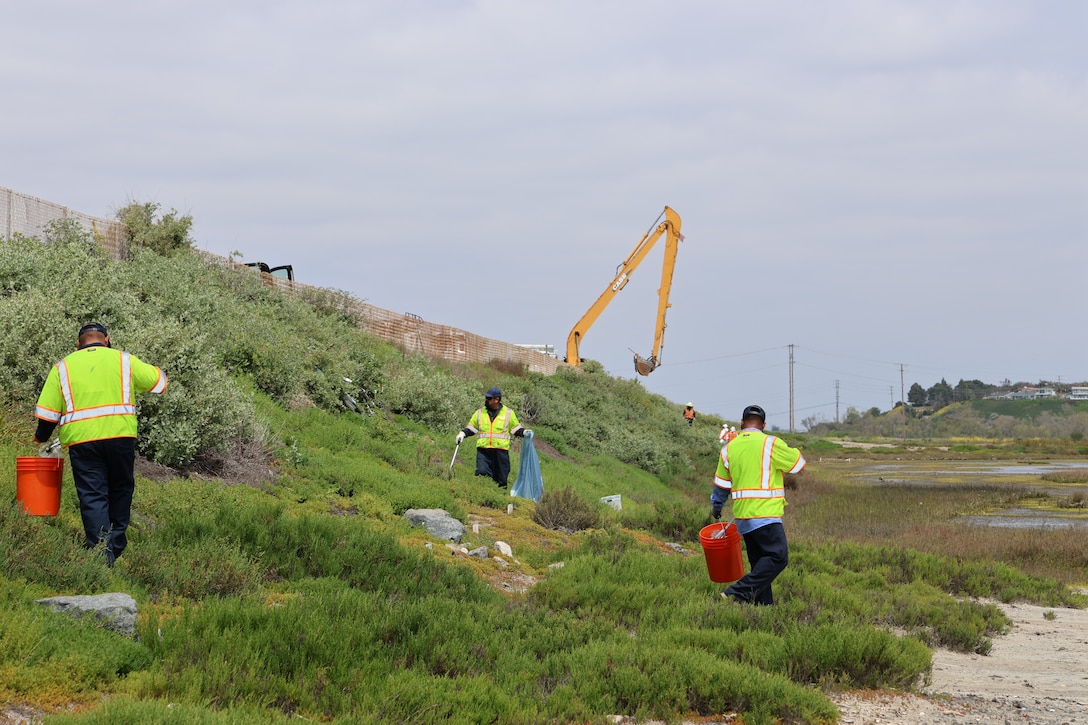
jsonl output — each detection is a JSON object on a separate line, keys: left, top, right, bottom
{"left": 741, "top": 405, "right": 766, "bottom": 421}
{"left": 78, "top": 322, "right": 108, "bottom": 336}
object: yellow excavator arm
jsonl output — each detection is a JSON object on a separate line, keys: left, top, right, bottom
{"left": 565, "top": 206, "right": 684, "bottom": 376}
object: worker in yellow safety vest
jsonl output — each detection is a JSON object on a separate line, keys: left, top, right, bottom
{"left": 33, "top": 322, "right": 167, "bottom": 565}
{"left": 710, "top": 404, "right": 805, "bottom": 605}
{"left": 456, "top": 386, "right": 531, "bottom": 488}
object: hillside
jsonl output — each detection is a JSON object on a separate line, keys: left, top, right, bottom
{"left": 808, "top": 398, "right": 1088, "bottom": 448}
{"left": 3, "top": 216, "right": 1086, "bottom": 725}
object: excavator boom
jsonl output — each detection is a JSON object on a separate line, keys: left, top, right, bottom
{"left": 565, "top": 206, "right": 684, "bottom": 375}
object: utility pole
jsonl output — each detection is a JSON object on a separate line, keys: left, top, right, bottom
{"left": 835, "top": 380, "right": 840, "bottom": 423}
{"left": 788, "top": 344, "right": 795, "bottom": 433}
{"left": 899, "top": 363, "right": 905, "bottom": 406}
{"left": 898, "top": 368, "right": 908, "bottom": 443}
{"left": 889, "top": 386, "right": 894, "bottom": 409}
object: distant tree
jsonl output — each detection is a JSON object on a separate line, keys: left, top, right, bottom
{"left": 955, "top": 379, "right": 991, "bottom": 401}
{"left": 927, "top": 378, "right": 954, "bottom": 408}
{"left": 868, "top": 407, "right": 881, "bottom": 417}
{"left": 907, "top": 383, "right": 927, "bottom": 407}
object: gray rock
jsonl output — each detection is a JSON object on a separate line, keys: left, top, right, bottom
{"left": 467, "top": 546, "right": 489, "bottom": 558}
{"left": 404, "top": 508, "right": 465, "bottom": 543}
{"left": 35, "top": 593, "right": 138, "bottom": 637}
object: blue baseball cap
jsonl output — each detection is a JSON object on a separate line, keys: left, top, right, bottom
{"left": 485, "top": 387, "right": 502, "bottom": 398}
{"left": 741, "top": 405, "right": 766, "bottom": 421}
{"left": 78, "top": 322, "right": 108, "bottom": 336}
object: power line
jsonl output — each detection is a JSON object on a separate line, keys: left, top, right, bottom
{"left": 665, "top": 345, "right": 788, "bottom": 367}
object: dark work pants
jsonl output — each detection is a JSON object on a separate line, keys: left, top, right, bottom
{"left": 724, "top": 522, "right": 789, "bottom": 605}
{"left": 67, "top": 438, "right": 137, "bottom": 565}
{"left": 475, "top": 447, "right": 511, "bottom": 487}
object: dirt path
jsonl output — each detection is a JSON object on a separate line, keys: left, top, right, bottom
{"left": 832, "top": 599, "right": 1088, "bottom": 724}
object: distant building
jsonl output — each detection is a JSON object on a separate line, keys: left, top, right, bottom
{"left": 1004, "top": 387, "right": 1057, "bottom": 400}
{"left": 516, "top": 344, "right": 557, "bottom": 357}
{"left": 1069, "top": 386, "right": 1088, "bottom": 401}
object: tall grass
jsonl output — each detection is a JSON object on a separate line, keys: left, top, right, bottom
{"left": 789, "top": 464, "right": 1088, "bottom": 587}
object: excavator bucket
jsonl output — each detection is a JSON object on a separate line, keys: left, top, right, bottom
{"left": 633, "top": 354, "right": 658, "bottom": 376}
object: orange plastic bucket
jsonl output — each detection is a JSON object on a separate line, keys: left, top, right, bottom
{"left": 15, "top": 457, "right": 64, "bottom": 516}
{"left": 699, "top": 521, "right": 745, "bottom": 583}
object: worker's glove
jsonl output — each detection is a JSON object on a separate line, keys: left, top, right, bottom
{"left": 38, "top": 439, "right": 61, "bottom": 457}
{"left": 711, "top": 505, "right": 722, "bottom": 521}
{"left": 455, "top": 432, "right": 465, "bottom": 445}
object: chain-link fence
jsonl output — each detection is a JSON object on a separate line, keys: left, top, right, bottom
{"left": 348, "top": 303, "right": 564, "bottom": 374}
{"left": 2, "top": 186, "right": 128, "bottom": 259}
{"left": 196, "top": 251, "right": 564, "bottom": 374}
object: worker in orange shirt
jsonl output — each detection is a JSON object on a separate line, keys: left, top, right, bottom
{"left": 683, "top": 402, "right": 696, "bottom": 426}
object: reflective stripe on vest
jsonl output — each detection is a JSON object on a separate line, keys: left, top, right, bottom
{"left": 732, "top": 488, "right": 785, "bottom": 499}
{"left": 475, "top": 407, "right": 513, "bottom": 448}
{"left": 57, "top": 352, "right": 136, "bottom": 425}
{"left": 35, "top": 405, "right": 62, "bottom": 423}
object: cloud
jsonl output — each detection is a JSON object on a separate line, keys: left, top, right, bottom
{"left": 3, "top": 0, "right": 1085, "bottom": 423}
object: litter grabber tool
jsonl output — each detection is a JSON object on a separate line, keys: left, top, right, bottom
{"left": 711, "top": 518, "right": 736, "bottom": 539}
{"left": 447, "top": 442, "right": 461, "bottom": 480}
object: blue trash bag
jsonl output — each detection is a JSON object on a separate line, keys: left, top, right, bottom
{"left": 511, "top": 430, "right": 544, "bottom": 502}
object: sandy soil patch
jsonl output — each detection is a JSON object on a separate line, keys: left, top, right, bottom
{"left": 832, "top": 599, "right": 1088, "bottom": 724}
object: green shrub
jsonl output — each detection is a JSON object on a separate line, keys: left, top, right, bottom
{"left": 0, "top": 502, "right": 113, "bottom": 592}
{"left": 0, "top": 238, "right": 261, "bottom": 468}
{"left": 45, "top": 699, "right": 294, "bottom": 724}
{"left": 123, "top": 536, "right": 263, "bottom": 600}
{"left": 116, "top": 201, "right": 193, "bottom": 257}
{"left": 621, "top": 500, "right": 707, "bottom": 542}
{"left": 380, "top": 359, "right": 478, "bottom": 430}
{"left": 532, "top": 485, "right": 601, "bottom": 533}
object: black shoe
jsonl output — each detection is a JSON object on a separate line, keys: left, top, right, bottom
{"left": 720, "top": 590, "right": 749, "bottom": 604}
{"left": 497, "top": 482, "right": 507, "bottom": 489}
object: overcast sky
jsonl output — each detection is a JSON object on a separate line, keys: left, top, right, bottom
{"left": 5, "top": 0, "right": 1086, "bottom": 428}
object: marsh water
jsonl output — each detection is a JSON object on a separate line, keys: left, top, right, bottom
{"left": 854, "top": 460, "right": 1088, "bottom": 530}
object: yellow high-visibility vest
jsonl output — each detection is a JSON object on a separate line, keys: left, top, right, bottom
{"left": 714, "top": 429, "right": 805, "bottom": 519}
{"left": 35, "top": 345, "right": 167, "bottom": 447}
{"left": 466, "top": 405, "right": 521, "bottom": 450}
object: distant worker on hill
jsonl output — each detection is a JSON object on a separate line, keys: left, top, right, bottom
{"left": 711, "top": 404, "right": 806, "bottom": 605}
{"left": 719, "top": 424, "right": 737, "bottom": 445}
{"left": 456, "top": 387, "right": 531, "bottom": 489}
{"left": 683, "top": 402, "right": 696, "bottom": 426}
{"left": 33, "top": 322, "right": 168, "bottom": 566}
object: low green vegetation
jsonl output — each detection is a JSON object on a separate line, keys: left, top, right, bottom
{"left": 1, "top": 214, "right": 1086, "bottom": 724}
